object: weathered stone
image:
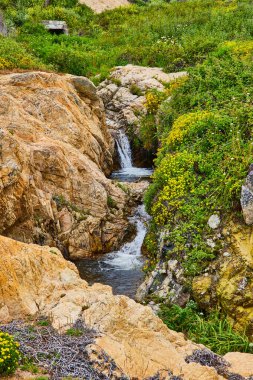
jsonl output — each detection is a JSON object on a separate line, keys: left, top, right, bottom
{"left": 1, "top": 234, "right": 251, "bottom": 379}
{"left": 241, "top": 185, "right": 253, "bottom": 225}
{"left": 223, "top": 352, "right": 253, "bottom": 377}
{"left": 0, "top": 12, "right": 7, "bottom": 36}
{"left": 192, "top": 275, "right": 213, "bottom": 307}
{"left": 208, "top": 214, "right": 221, "bottom": 229}
{"left": 193, "top": 224, "right": 253, "bottom": 338}
{"left": 98, "top": 65, "right": 187, "bottom": 138}
{"left": 136, "top": 258, "right": 190, "bottom": 307}
{"left": 0, "top": 71, "right": 132, "bottom": 258}
{"left": 42, "top": 20, "right": 69, "bottom": 35}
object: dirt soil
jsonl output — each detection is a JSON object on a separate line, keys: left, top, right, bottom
{"left": 79, "top": 0, "right": 130, "bottom": 13}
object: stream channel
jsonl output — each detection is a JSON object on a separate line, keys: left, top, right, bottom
{"left": 76, "top": 131, "right": 153, "bottom": 298}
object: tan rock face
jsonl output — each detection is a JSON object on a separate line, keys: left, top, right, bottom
{"left": 79, "top": 0, "right": 130, "bottom": 13}
{"left": 223, "top": 352, "right": 253, "bottom": 377}
{"left": 0, "top": 71, "right": 131, "bottom": 258}
{"left": 2, "top": 234, "right": 252, "bottom": 380}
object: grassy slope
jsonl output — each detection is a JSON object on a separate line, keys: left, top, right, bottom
{"left": 1, "top": 0, "right": 252, "bottom": 80}
{"left": 1, "top": 0, "right": 253, "bottom": 354}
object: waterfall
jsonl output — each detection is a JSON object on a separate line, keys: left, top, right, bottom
{"left": 102, "top": 205, "right": 150, "bottom": 270}
{"left": 116, "top": 130, "right": 133, "bottom": 168}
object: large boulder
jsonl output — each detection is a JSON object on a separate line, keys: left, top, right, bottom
{"left": 0, "top": 71, "right": 131, "bottom": 258}
{"left": 0, "top": 234, "right": 252, "bottom": 379}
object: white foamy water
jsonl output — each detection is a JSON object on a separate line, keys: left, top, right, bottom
{"left": 116, "top": 130, "right": 133, "bottom": 168}
{"left": 76, "top": 131, "right": 152, "bottom": 297}
{"left": 102, "top": 205, "right": 150, "bottom": 270}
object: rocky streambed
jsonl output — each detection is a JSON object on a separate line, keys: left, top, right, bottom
{"left": 0, "top": 66, "right": 253, "bottom": 379}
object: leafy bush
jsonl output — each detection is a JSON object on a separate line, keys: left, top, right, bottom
{"left": 0, "top": 332, "right": 20, "bottom": 375}
{"left": 0, "top": 36, "right": 47, "bottom": 70}
{"left": 144, "top": 49, "right": 253, "bottom": 276}
{"left": 2, "top": 0, "right": 253, "bottom": 77}
{"left": 159, "top": 302, "right": 253, "bottom": 355}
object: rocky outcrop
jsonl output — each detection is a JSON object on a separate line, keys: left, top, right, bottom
{"left": 136, "top": 257, "right": 190, "bottom": 307}
{"left": 98, "top": 65, "right": 187, "bottom": 167}
{"left": 79, "top": 0, "right": 130, "bottom": 13}
{"left": 137, "top": 220, "right": 253, "bottom": 339}
{"left": 0, "top": 71, "right": 133, "bottom": 258}
{"left": 0, "top": 235, "right": 252, "bottom": 379}
{"left": 98, "top": 65, "right": 187, "bottom": 137}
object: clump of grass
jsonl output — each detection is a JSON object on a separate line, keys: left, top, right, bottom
{"left": 130, "top": 83, "right": 143, "bottom": 96}
{"left": 111, "top": 77, "right": 122, "bottom": 86}
{"left": 116, "top": 181, "right": 129, "bottom": 194}
{"left": 107, "top": 195, "right": 118, "bottom": 209}
{"left": 20, "top": 358, "right": 40, "bottom": 374}
{"left": 65, "top": 328, "right": 83, "bottom": 337}
{"left": 36, "top": 320, "right": 50, "bottom": 327}
{"left": 159, "top": 301, "right": 253, "bottom": 355}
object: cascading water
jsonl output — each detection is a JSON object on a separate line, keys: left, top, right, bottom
{"left": 76, "top": 130, "right": 152, "bottom": 298}
{"left": 116, "top": 130, "right": 133, "bottom": 168}
{"left": 111, "top": 130, "right": 153, "bottom": 182}
{"left": 103, "top": 205, "right": 149, "bottom": 269}
{"left": 76, "top": 205, "right": 150, "bottom": 297}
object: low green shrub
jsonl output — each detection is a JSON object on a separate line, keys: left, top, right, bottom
{"left": 0, "top": 36, "right": 47, "bottom": 70}
{"left": 144, "top": 50, "right": 253, "bottom": 276}
{"left": 66, "top": 328, "right": 83, "bottom": 337}
{"left": 2, "top": 0, "right": 253, "bottom": 78}
{"left": 159, "top": 302, "right": 253, "bottom": 355}
{"left": 0, "top": 332, "right": 20, "bottom": 375}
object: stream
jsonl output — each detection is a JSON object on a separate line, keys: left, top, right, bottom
{"left": 76, "top": 130, "right": 152, "bottom": 298}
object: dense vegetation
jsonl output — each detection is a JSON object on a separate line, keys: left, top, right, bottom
{"left": 1, "top": 0, "right": 253, "bottom": 82}
{"left": 144, "top": 45, "right": 253, "bottom": 275}
{"left": 1, "top": 0, "right": 253, "bottom": 355}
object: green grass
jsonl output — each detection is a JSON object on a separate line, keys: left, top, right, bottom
{"left": 20, "top": 359, "right": 40, "bottom": 374}
{"left": 65, "top": 328, "right": 83, "bottom": 337}
{"left": 1, "top": 0, "right": 253, "bottom": 80}
{"left": 159, "top": 301, "right": 253, "bottom": 355}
